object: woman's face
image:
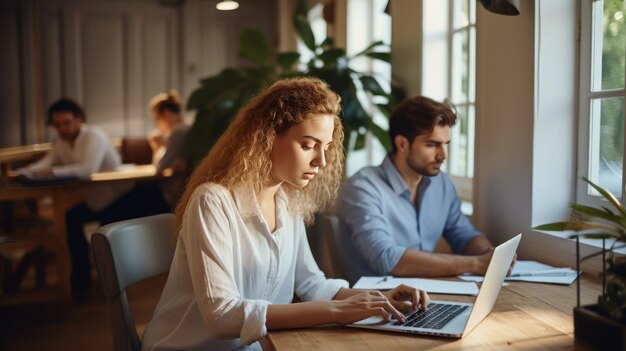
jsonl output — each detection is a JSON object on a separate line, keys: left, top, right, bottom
{"left": 152, "top": 110, "right": 179, "bottom": 135}
{"left": 270, "top": 113, "right": 335, "bottom": 188}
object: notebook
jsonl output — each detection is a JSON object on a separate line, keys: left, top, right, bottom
{"left": 348, "top": 233, "right": 522, "bottom": 338}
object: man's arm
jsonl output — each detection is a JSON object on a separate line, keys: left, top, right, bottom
{"left": 337, "top": 179, "right": 407, "bottom": 276}
{"left": 390, "top": 245, "right": 492, "bottom": 277}
{"left": 50, "top": 130, "right": 109, "bottom": 178}
{"left": 463, "top": 235, "right": 494, "bottom": 255}
{"left": 389, "top": 174, "right": 494, "bottom": 277}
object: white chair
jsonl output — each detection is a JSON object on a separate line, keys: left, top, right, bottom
{"left": 91, "top": 213, "right": 175, "bottom": 351}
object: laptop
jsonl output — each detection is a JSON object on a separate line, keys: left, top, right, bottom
{"left": 349, "top": 233, "right": 522, "bottom": 338}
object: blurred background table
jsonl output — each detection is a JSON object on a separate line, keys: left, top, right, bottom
{"left": 0, "top": 164, "right": 170, "bottom": 310}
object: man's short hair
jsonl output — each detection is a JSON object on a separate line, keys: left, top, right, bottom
{"left": 47, "top": 98, "right": 86, "bottom": 124}
{"left": 389, "top": 96, "right": 457, "bottom": 154}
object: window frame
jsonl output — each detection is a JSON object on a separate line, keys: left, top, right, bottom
{"left": 577, "top": 0, "right": 626, "bottom": 207}
{"left": 446, "top": 0, "right": 476, "bottom": 202}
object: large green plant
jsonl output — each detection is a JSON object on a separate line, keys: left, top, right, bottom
{"left": 534, "top": 177, "right": 626, "bottom": 322}
{"left": 182, "top": 0, "right": 405, "bottom": 166}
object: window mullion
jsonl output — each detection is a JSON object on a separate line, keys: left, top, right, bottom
{"left": 577, "top": 0, "right": 594, "bottom": 204}
{"left": 590, "top": 89, "right": 626, "bottom": 99}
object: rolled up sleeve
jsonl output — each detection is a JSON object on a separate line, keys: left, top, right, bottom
{"left": 441, "top": 181, "right": 484, "bottom": 254}
{"left": 183, "top": 192, "right": 269, "bottom": 345}
{"left": 51, "top": 132, "right": 108, "bottom": 178}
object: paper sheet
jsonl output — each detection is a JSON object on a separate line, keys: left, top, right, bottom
{"left": 353, "top": 276, "right": 479, "bottom": 296}
{"left": 458, "top": 260, "right": 580, "bottom": 285}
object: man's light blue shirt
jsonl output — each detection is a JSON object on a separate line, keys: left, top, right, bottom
{"left": 336, "top": 155, "right": 484, "bottom": 283}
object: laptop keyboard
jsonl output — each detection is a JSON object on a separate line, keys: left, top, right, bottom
{"left": 394, "top": 303, "right": 469, "bottom": 330}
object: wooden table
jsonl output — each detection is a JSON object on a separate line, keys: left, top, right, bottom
{"left": 0, "top": 143, "right": 51, "bottom": 170}
{"left": 0, "top": 139, "right": 122, "bottom": 177}
{"left": 261, "top": 275, "right": 602, "bottom": 350}
{"left": 0, "top": 165, "right": 170, "bottom": 307}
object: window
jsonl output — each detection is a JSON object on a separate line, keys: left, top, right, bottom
{"left": 578, "top": 0, "right": 626, "bottom": 206}
{"left": 421, "top": 0, "right": 475, "bottom": 205}
{"left": 345, "top": 0, "right": 392, "bottom": 176}
{"left": 446, "top": 0, "right": 476, "bottom": 202}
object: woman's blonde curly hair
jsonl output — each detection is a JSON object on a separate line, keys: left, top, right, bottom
{"left": 174, "top": 77, "right": 344, "bottom": 231}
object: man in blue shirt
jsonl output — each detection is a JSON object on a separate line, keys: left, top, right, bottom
{"left": 337, "top": 96, "right": 500, "bottom": 283}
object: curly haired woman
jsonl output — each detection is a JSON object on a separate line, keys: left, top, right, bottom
{"left": 141, "top": 77, "right": 429, "bottom": 351}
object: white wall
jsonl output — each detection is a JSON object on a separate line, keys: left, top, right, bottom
{"left": 0, "top": 0, "right": 278, "bottom": 147}
{"left": 390, "top": 0, "right": 422, "bottom": 96}
{"left": 473, "top": 1, "right": 536, "bottom": 239}
{"left": 474, "top": 0, "right": 582, "bottom": 269}
{"left": 531, "top": 0, "right": 577, "bottom": 228}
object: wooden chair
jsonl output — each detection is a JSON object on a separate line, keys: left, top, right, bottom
{"left": 91, "top": 213, "right": 175, "bottom": 351}
{"left": 316, "top": 215, "right": 348, "bottom": 280}
{"left": 120, "top": 138, "right": 153, "bottom": 165}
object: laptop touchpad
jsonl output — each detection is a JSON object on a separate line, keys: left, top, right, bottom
{"left": 352, "top": 315, "right": 388, "bottom": 325}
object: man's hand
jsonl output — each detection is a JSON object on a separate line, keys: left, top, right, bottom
{"left": 148, "top": 134, "right": 165, "bottom": 151}
{"left": 474, "top": 249, "right": 517, "bottom": 276}
{"left": 507, "top": 253, "right": 517, "bottom": 276}
{"left": 475, "top": 250, "right": 494, "bottom": 275}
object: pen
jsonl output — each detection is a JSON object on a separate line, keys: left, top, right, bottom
{"left": 510, "top": 269, "right": 577, "bottom": 277}
{"left": 376, "top": 276, "right": 390, "bottom": 284}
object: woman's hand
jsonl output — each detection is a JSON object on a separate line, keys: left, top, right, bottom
{"left": 329, "top": 290, "right": 407, "bottom": 325}
{"left": 382, "top": 284, "right": 429, "bottom": 312}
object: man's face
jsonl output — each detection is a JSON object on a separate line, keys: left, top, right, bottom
{"left": 405, "top": 125, "right": 450, "bottom": 177}
{"left": 51, "top": 111, "right": 83, "bottom": 142}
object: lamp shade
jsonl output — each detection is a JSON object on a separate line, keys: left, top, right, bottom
{"left": 216, "top": 0, "right": 239, "bottom": 11}
{"left": 479, "top": 0, "right": 520, "bottom": 16}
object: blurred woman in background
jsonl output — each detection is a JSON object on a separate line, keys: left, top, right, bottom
{"left": 148, "top": 90, "right": 190, "bottom": 206}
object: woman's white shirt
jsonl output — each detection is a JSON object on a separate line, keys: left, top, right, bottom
{"left": 141, "top": 183, "right": 348, "bottom": 351}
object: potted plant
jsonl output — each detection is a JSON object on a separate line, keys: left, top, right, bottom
{"left": 534, "top": 177, "right": 626, "bottom": 350}
{"left": 181, "top": 0, "right": 404, "bottom": 166}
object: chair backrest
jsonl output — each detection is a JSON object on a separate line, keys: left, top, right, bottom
{"left": 317, "top": 215, "right": 347, "bottom": 279}
{"left": 120, "top": 138, "right": 153, "bottom": 165}
{"left": 91, "top": 213, "right": 176, "bottom": 351}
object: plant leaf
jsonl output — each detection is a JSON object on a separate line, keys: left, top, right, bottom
{"left": 360, "top": 76, "right": 387, "bottom": 96}
{"left": 293, "top": 0, "right": 316, "bottom": 52}
{"left": 318, "top": 48, "right": 346, "bottom": 66}
{"left": 365, "top": 52, "right": 391, "bottom": 63}
{"left": 320, "top": 37, "right": 335, "bottom": 49}
{"left": 582, "top": 176, "right": 626, "bottom": 217}
{"left": 376, "top": 103, "right": 391, "bottom": 118}
{"left": 533, "top": 222, "right": 576, "bottom": 231}
{"left": 368, "top": 121, "right": 391, "bottom": 151}
{"left": 389, "top": 83, "right": 407, "bottom": 106}
{"left": 570, "top": 203, "right": 625, "bottom": 226}
{"left": 239, "top": 28, "right": 273, "bottom": 65}
{"left": 353, "top": 132, "right": 366, "bottom": 150}
{"left": 277, "top": 52, "right": 300, "bottom": 71}
{"left": 534, "top": 220, "right": 617, "bottom": 233}
{"left": 351, "top": 40, "right": 386, "bottom": 58}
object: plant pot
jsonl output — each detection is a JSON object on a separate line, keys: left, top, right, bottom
{"left": 574, "top": 304, "right": 626, "bottom": 350}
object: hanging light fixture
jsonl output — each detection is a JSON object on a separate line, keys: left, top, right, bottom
{"left": 479, "top": 0, "right": 520, "bottom": 16}
{"left": 216, "top": 0, "right": 239, "bottom": 11}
